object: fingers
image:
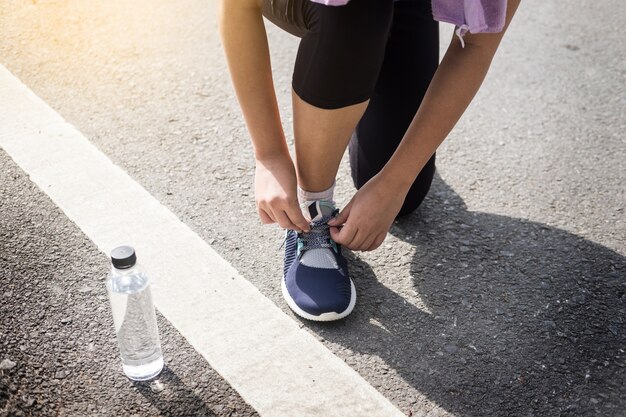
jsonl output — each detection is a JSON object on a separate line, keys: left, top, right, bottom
{"left": 365, "top": 233, "right": 386, "bottom": 252}
{"left": 359, "top": 234, "right": 376, "bottom": 252}
{"left": 273, "top": 209, "right": 305, "bottom": 232}
{"left": 330, "top": 222, "right": 357, "bottom": 247}
{"left": 258, "top": 201, "right": 311, "bottom": 233}
{"left": 350, "top": 229, "right": 382, "bottom": 252}
{"left": 331, "top": 227, "right": 368, "bottom": 251}
{"left": 329, "top": 202, "right": 354, "bottom": 243}
{"left": 331, "top": 223, "right": 387, "bottom": 252}
{"left": 348, "top": 229, "right": 368, "bottom": 251}
{"left": 258, "top": 208, "right": 274, "bottom": 225}
{"left": 284, "top": 202, "right": 311, "bottom": 233}
{"left": 327, "top": 202, "right": 351, "bottom": 226}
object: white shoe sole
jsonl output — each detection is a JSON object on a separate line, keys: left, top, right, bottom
{"left": 281, "top": 275, "right": 356, "bottom": 322}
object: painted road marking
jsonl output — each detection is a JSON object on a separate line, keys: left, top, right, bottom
{"left": 0, "top": 65, "right": 407, "bottom": 417}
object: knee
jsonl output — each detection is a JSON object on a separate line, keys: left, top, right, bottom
{"left": 294, "top": 0, "right": 394, "bottom": 109}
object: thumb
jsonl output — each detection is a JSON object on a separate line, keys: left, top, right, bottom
{"left": 327, "top": 202, "right": 351, "bottom": 226}
{"left": 330, "top": 218, "right": 356, "bottom": 246}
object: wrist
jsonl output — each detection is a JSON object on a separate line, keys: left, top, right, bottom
{"left": 254, "top": 146, "right": 291, "bottom": 166}
{"left": 379, "top": 163, "right": 418, "bottom": 193}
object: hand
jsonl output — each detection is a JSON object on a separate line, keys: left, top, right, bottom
{"left": 328, "top": 173, "right": 407, "bottom": 251}
{"left": 254, "top": 155, "right": 310, "bottom": 233}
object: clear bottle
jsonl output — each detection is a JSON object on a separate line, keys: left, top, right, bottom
{"left": 106, "top": 246, "right": 163, "bottom": 381}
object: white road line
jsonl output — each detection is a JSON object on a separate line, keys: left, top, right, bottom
{"left": 0, "top": 65, "right": 406, "bottom": 417}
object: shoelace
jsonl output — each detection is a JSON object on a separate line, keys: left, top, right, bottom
{"left": 298, "top": 212, "right": 336, "bottom": 251}
{"left": 278, "top": 209, "right": 339, "bottom": 251}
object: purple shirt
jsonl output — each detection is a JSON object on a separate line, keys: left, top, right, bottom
{"left": 309, "top": 0, "right": 350, "bottom": 4}
{"left": 309, "top": 0, "right": 508, "bottom": 46}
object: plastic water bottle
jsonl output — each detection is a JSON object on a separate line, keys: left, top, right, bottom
{"left": 106, "top": 246, "right": 163, "bottom": 381}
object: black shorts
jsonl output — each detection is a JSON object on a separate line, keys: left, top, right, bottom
{"left": 263, "top": 0, "right": 439, "bottom": 215}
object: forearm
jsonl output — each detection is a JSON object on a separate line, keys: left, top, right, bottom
{"left": 218, "top": 0, "right": 289, "bottom": 161}
{"left": 382, "top": 0, "right": 521, "bottom": 188}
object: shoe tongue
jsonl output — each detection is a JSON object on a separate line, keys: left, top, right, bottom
{"left": 300, "top": 200, "right": 339, "bottom": 270}
{"left": 303, "top": 200, "right": 335, "bottom": 223}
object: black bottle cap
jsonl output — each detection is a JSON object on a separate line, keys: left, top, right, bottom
{"left": 110, "top": 246, "right": 137, "bottom": 269}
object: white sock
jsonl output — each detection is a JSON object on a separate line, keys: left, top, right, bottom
{"left": 297, "top": 181, "right": 335, "bottom": 205}
{"left": 297, "top": 182, "right": 338, "bottom": 269}
{"left": 298, "top": 182, "right": 336, "bottom": 222}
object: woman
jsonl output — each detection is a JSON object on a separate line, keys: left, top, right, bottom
{"left": 218, "top": 0, "right": 521, "bottom": 321}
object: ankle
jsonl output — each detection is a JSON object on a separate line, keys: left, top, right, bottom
{"left": 297, "top": 181, "right": 335, "bottom": 205}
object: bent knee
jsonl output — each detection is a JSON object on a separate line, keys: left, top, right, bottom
{"left": 293, "top": 0, "right": 394, "bottom": 109}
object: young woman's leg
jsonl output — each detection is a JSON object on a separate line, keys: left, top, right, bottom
{"left": 285, "top": 0, "right": 394, "bottom": 193}
{"left": 293, "top": 96, "right": 368, "bottom": 192}
{"left": 348, "top": 0, "right": 439, "bottom": 216}
{"left": 262, "top": 0, "right": 395, "bottom": 321}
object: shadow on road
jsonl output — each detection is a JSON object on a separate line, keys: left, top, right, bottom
{"left": 307, "top": 175, "right": 625, "bottom": 416}
{"left": 133, "top": 365, "right": 216, "bottom": 417}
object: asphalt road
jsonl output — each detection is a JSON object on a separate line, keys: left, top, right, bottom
{"left": 0, "top": 150, "right": 258, "bottom": 417}
{"left": 1, "top": 0, "right": 625, "bottom": 416}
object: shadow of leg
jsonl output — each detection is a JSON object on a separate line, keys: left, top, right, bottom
{"left": 299, "top": 174, "right": 626, "bottom": 416}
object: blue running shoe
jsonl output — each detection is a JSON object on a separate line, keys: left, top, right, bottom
{"left": 282, "top": 201, "right": 356, "bottom": 321}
